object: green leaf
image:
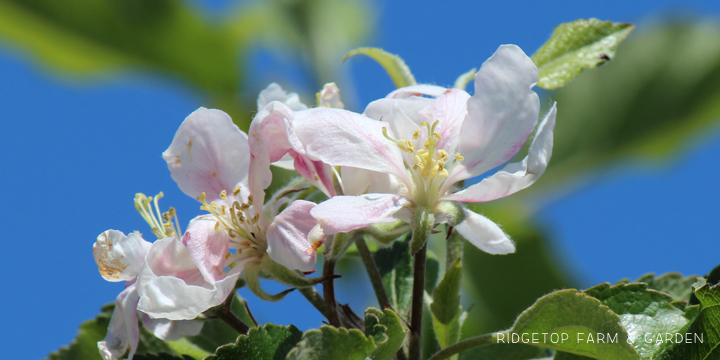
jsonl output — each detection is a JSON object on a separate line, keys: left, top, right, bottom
{"left": 652, "top": 279, "right": 720, "bottom": 360}
{"left": 365, "top": 308, "right": 409, "bottom": 360}
{"left": 0, "top": 0, "right": 240, "bottom": 95}
{"left": 206, "top": 324, "right": 302, "bottom": 360}
{"left": 634, "top": 273, "right": 701, "bottom": 303}
{"left": 375, "top": 235, "right": 414, "bottom": 320}
{"left": 343, "top": 47, "right": 417, "bottom": 88}
{"left": 432, "top": 310, "right": 465, "bottom": 351}
{"left": 553, "top": 352, "right": 595, "bottom": 360}
{"left": 46, "top": 303, "right": 113, "bottom": 360}
{"left": 134, "top": 354, "right": 195, "bottom": 360}
{"left": 431, "top": 260, "right": 462, "bottom": 325}
{"left": 286, "top": 326, "right": 376, "bottom": 360}
{"left": 508, "top": 289, "right": 639, "bottom": 359}
{"left": 184, "top": 294, "right": 255, "bottom": 354}
{"left": 583, "top": 282, "right": 688, "bottom": 358}
{"left": 459, "top": 343, "right": 548, "bottom": 360}
{"left": 531, "top": 18, "right": 634, "bottom": 89}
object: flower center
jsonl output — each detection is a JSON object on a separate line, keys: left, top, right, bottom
{"left": 383, "top": 120, "right": 464, "bottom": 206}
{"left": 134, "top": 192, "right": 182, "bottom": 240}
{"left": 199, "top": 186, "right": 267, "bottom": 268}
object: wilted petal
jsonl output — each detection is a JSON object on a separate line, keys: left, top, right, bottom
{"left": 387, "top": 84, "right": 448, "bottom": 99}
{"left": 311, "top": 194, "right": 410, "bottom": 234}
{"left": 257, "top": 83, "right": 308, "bottom": 111}
{"left": 419, "top": 89, "right": 471, "bottom": 155}
{"left": 318, "top": 83, "right": 345, "bottom": 109}
{"left": 136, "top": 237, "right": 241, "bottom": 320}
{"left": 94, "top": 230, "right": 152, "bottom": 282}
{"left": 140, "top": 315, "right": 203, "bottom": 342}
{"left": 445, "top": 103, "right": 556, "bottom": 203}
{"left": 267, "top": 200, "right": 320, "bottom": 271}
{"left": 182, "top": 215, "right": 231, "bottom": 284}
{"left": 163, "top": 108, "right": 250, "bottom": 202}
{"left": 451, "top": 45, "right": 540, "bottom": 183}
{"left": 98, "top": 285, "right": 140, "bottom": 360}
{"left": 293, "top": 107, "right": 412, "bottom": 188}
{"left": 454, "top": 208, "right": 515, "bottom": 254}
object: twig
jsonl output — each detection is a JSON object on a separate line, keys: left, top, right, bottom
{"left": 408, "top": 243, "right": 427, "bottom": 360}
{"left": 323, "top": 256, "right": 341, "bottom": 327}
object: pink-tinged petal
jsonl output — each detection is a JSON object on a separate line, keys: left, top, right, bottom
{"left": 364, "top": 96, "right": 433, "bottom": 124}
{"left": 387, "top": 84, "right": 448, "bottom": 99}
{"left": 257, "top": 83, "right": 308, "bottom": 111}
{"left": 340, "top": 167, "right": 405, "bottom": 197}
{"left": 94, "top": 230, "right": 152, "bottom": 282}
{"left": 318, "top": 83, "right": 345, "bottom": 109}
{"left": 98, "top": 285, "right": 140, "bottom": 360}
{"left": 182, "top": 215, "right": 231, "bottom": 283}
{"left": 248, "top": 102, "right": 297, "bottom": 215}
{"left": 452, "top": 45, "right": 540, "bottom": 183}
{"left": 419, "top": 89, "right": 471, "bottom": 155}
{"left": 292, "top": 154, "right": 336, "bottom": 197}
{"left": 140, "top": 315, "right": 203, "bottom": 341}
{"left": 163, "top": 108, "right": 250, "bottom": 202}
{"left": 267, "top": 200, "right": 320, "bottom": 271}
{"left": 272, "top": 153, "right": 296, "bottom": 170}
{"left": 293, "top": 107, "right": 412, "bottom": 188}
{"left": 135, "top": 237, "right": 241, "bottom": 320}
{"left": 454, "top": 209, "right": 515, "bottom": 254}
{"left": 445, "top": 103, "right": 556, "bottom": 203}
{"left": 311, "top": 194, "right": 410, "bottom": 234}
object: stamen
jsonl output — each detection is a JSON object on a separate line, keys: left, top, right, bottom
{"left": 455, "top": 153, "right": 464, "bottom": 161}
{"left": 382, "top": 127, "right": 415, "bottom": 153}
{"left": 412, "top": 129, "right": 420, "bottom": 139}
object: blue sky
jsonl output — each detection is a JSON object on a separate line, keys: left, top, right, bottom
{"left": 1, "top": 1, "right": 720, "bottom": 359}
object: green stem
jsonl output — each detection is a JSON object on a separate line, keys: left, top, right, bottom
{"left": 356, "top": 236, "right": 392, "bottom": 309}
{"left": 445, "top": 225, "right": 463, "bottom": 271}
{"left": 408, "top": 243, "right": 427, "bottom": 360}
{"left": 299, "top": 286, "right": 329, "bottom": 318}
{"left": 427, "top": 332, "right": 501, "bottom": 360}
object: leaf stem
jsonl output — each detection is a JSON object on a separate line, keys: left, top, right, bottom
{"left": 356, "top": 236, "right": 392, "bottom": 309}
{"left": 298, "top": 286, "right": 329, "bottom": 318}
{"left": 426, "top": 332, "right": 501, "bottom": 360}
{"left": 214, "top": 293, "right": 250, "bottom": 334}
{"left": 323, "top": 240, "right": 341, "bottom": 326}
{"left": 409, "top": 243, "right": 427, "bottom": 360}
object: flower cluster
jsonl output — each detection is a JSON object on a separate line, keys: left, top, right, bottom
{"left": 92, "top": 44, "right": 556, "bottom": 360}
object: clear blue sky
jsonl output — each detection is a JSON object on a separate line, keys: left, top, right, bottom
{"left": 2, "top": 1, "right": 720, "bottom": 359}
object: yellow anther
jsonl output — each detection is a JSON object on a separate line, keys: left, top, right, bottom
{"left": 438, "top": 169, "right": 449, "bottom": 178}
{"left": 433, "top": 132, "right": 442, "bottom": 140}
{"left": 438, "top": 150, "right": 448, "bottom": 160}
{"left": 233, "top": 185, "right": 241, "bottom": 197}
{"left": 220, "top": 205, "right": 227, "bottom": 215}
{"left": 247, "top": 195, "right": 253, "bottom": 206}
{"left": 412, "top": 129, "right": 420, "bottom": 139}
{"left": 220, "top": 190, "right": 227, "bottom": 200}
{"left": 455, "top": 153, "right": 464, "bottom": 161}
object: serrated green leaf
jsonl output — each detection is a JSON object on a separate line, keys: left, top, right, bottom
{"left": 206, "top": 324, "right": 302, "bottom": 360}
{"left": 431, "top": 260, "right": 462, "bottom": 325}
{"left": 531, "top": 18, "right": 634, "bottom": 89}
{"left": 184, "top": 294, "right": 255, "bottom": 354}
{"left": 432, "top": 309, "right": 463, "bottom": 350}
{"left": 134, "top": 354, "right": 195, "bottom": 360}
{"left": 553, "top": 352, "right": 595, "bottom": 360}
{"left": 343, "top": 47, "right": 417, "bottom": 88}
{"left": 583, "top": 282, "right": 688, "bottom": 358}
{"left": 634, "top": 273, "right": 701, "bottom": 303}
{"left": 286, "top": 325, "right": 376, "bottom": 360}
{"left": 46, "top": 304, "right": 113, "bottom": 360}
{"left": 425, "top": 253, "right": 440, "bottom": 296}
{"left": 509, "top": 289, "right": 639, "bottom": 360}
{"left": 365, "top": 308, "right": 408, "bottom": 360}
{"left": 652, "top": 279, "right": 720, "bottom": 360}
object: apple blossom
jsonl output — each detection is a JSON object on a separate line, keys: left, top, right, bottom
{"left": 293, "top": 45, "right": 557, "bottom": 254}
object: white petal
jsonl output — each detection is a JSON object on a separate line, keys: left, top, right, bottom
{"left": 93, "top": 230, "right": 152, "bottom": 282}
{"left": 293, "top": 107, "right": 412, "bottom": 188}
{"left": 387, "top": 84, "right": 448, "bottom": 99}
{"left": 454, "top": 208, "right": 515, "bottom": 254}
{"left": 163, "top": 107, "right": 250, "bottom": 202}
{"left": 182, "top": 215, "right": 231, "bottom": 284}
{"left": 98, "top": 285, "right": 140, "bottom": 360}
{"left": 257, "top": 83, "right": 308, "bottom": 111}
{"left": 451, "top": 45, "right": 540, "bottom": 183}
{"left": 364, "top": 96, "right": 433, "bottom": 124}
{"left": 445, "top": 103, "right": 556, "bottom": 203}
{"left": 141, "top": 316, "right": 203, "bottom": 342}
{"left": 266, "top": 200, "right": 319, "bottom": 271}
{"left": 135, "top": 237, "right": 241, "bottom": 320}
{"left": 311, "top": 194, "right": 410, "bottom": 234}
{"left": 271, "top": 153, "right": 296, "bottom": 170}
{"left": 318, "top": 83, "right": 345, "bottom": 109}
{"left": 419, "top": 89, "right": 471, "bottom": 155}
